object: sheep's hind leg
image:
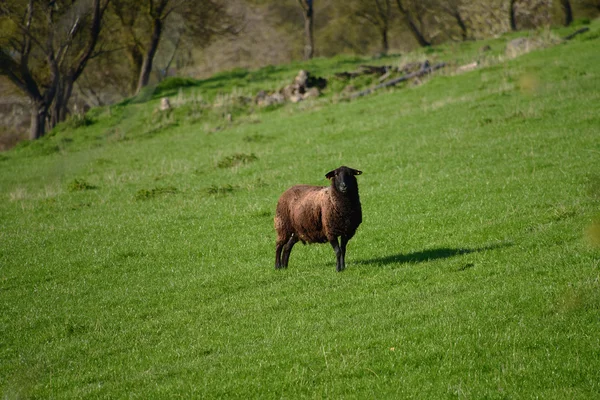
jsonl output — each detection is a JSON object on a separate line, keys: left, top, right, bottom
{"left": 282, "top": 234, "right": 299, "bottom": 268}
{"left": 275, "top": 241, "right": 285, "bottom": 269}
{"left": 329, "top": 237, "right": 344, "bottom": 272}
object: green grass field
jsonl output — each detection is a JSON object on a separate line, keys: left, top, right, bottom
{"left": 1, "top": 22, "right": 600, "bottom": 398}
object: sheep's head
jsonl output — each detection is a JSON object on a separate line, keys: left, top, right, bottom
{"left": 326, "top": 166, "right": 362, "bottom": 195}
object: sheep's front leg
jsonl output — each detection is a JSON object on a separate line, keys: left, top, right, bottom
{"left": 339, "top": 235, "right": 349, "bottom": 271}
{"left": 329, "top": 237, "right": 344, "bottom": 272}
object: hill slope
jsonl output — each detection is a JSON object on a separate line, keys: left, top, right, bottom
{"left": 1, "top": 24, "right": 600, "bottom": 398}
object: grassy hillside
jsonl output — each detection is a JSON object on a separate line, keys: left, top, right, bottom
{"left": 1, "top": 23, "right": 600, "bottom": 398}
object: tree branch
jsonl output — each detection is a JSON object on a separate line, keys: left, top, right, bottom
{"left": 72, "top": 0, "right": 106, "bottom": 81}
{"left": 351, "top": 61, "right": 446, "bottom": 98}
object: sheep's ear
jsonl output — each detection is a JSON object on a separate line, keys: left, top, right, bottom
{"left": 352, "top": 169, "right": 362, "bottom": 176}
{"left": 325, "top": 170, "right": 336, "bottom": 180}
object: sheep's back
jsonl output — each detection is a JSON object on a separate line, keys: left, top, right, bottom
{"left": 275, "top": 185, "right": 329, "bottom": 243}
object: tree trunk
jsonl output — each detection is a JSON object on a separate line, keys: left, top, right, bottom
{"left": 30, "top": 101, "right": 48, "bottom": 140}
{"left": 303, "top": 2, "right": 314, "bottom": 59}
{"left": 136, "top": 17, "right": 163, "bottom": 94}
{"left": 509, "top": 0, "right": 517, "bottom": 31}
{"left": 128, "top": 45, "right": 144, "bottom": 95}
{"left": 454, "top": 10, "right": 468, "bottom": 41}
{"left": 560, "top": 0, "right": 573, "bottom": 26}
{"left": 50, "top": 77, "right": 74, "bottom": 127}
{"left": 381, "top": 28, "right": 389, "bottom": 55}
{"left": 395, "top": 0, "right": 431, "bottom": 47}
{"left": 406, "top": 16, "right": 431, "bottom": 46}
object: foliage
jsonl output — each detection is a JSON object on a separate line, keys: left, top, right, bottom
{"left": 154, "top": 77, "right": 199, "bottom": 96}
{"left": 68, "top": 179, "right": 97, "bottom": 192}
{"left": 62, "top": 113, "right": 96, "bottom": 130}
{"left": 135, "top": 186, "right": 178, "bottom": 200}
{"left": 1, "top": 21, "right": 600, "bottom": 398}
{"left": 0, "top": 0, "right": 108, "bottom": 139}
{"left": 206, "top": 184, "right": 238, "bottom": 195}
{"left": 104, "top": 0, "right": 238, "bottom": 95}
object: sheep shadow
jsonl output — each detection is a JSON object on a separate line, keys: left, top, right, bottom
{"left": 356, "top": 243, "right": 511, "bottom": 267}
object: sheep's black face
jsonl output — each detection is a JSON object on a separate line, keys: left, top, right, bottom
{"left": 326, "top": 166, "right": 362, "bottom": 195}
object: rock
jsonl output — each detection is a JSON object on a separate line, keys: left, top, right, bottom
{"left": 506, "top": 37, "right": 536, "bottom": 58}
{"left": 256, "top": 70, "right": 327, "bottom": 106}
{"left": 256, "top": 92, "right": 285, "bottom": 107}
{"left": 282, "top": 84, "right": 296, "bottom": 100}
{"left": 294, "top": 70, "right": 308, "bottom": 87}
{"left": 255, "top": 90, "right": 267, "bottom": 104}
{"left": 289, "top": 94, "right": 303, "bottom": 103}
{"left": 302, "top": 87, "right": 320, "bottom": 100}
{"left": 270, "top": 92, "right": 285, "bottom": 104}
{"left": 343, "top": 85, "right": 357, "bottom": 94}
{"left": 159, "top": 97, "right": 171, "bottom": 111}
{"left": 457, "top": 62, "right": 478, "bottom": 73}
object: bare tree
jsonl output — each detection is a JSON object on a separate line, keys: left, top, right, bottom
{"left": 560, "top": 0, "right": 573, "bottom": 26}
{"left": 435, "top": 0, "right": 468, "bottom": 40}
{"left": 352, "top": 0, "right": 393, "bottom": 55}
{"left": 0, "top": 0, "right": 109, "bottom": 140}
{"left": 297, "top": 0, "right": 315, "bottom": 59}
{"left": 579, "top": 0, "right": 600, "bottom": 12}
{"left": 108, "top": 0, "right": 237, "bottom": 95}
{"left": 509, "top": 0, "right": 517, "bottom": 30}
{"left": 134, "top": 0, "right": 174, "bottom": 94}
{"left": 394, "top": 0, "right": 431, "bottom": 46}
{"left": 109, "top": 0, "right": 144, "bottom": 94}
{"left": 510, "top": 0, "right": 553, "bottom": 30}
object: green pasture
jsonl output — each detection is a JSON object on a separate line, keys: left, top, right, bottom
{"left": 1, "top": 23, "right": 600, "bottom": 398}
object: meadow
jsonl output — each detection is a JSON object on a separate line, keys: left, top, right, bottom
{"left": 1, "top": 22, "right": 600, "bottom": 398}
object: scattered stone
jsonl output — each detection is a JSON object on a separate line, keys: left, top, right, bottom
{"left": 302, "top": 87, "right": 320, "bottom": 100}
{"left": 506, "top": 37, "right": 535, "bottom": 58}
{"left": 457, "top": 62, "right": 478, "bottom": 73}
{"left": 295, "top": 70, "right": 308, "bottom": 87}
{"left": 255, "top": 91, "right": 285, "bottom": 107}
{"left": 289, "top": 94, "right": 303, "bottom": 103}
{"left": 255, "top": 70, "right": 327, "bottom": 107}
{"left": 159, "top": 97, "right": 171, "bottom": 111}
{"left": 343, "top": 85, "right": 357, "bottom": 94}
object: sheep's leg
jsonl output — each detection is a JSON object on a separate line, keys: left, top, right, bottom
{"left": 339, "top": 235, "right": 349, "bottom": 271}
{"left": 275, "top": 241, "right": 285, "bottom": 269}
{"left": 329, "top": 237, "right": 343, "bottom": 272}
{"left": 282, "top": 235, "right": 298, "bottom": 268}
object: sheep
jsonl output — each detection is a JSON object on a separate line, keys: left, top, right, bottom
{"left": 274, "top": 166, "right": 363, "bottom": 272}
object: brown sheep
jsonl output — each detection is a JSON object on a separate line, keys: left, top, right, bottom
{"left": 274, "top": 166, "right": 363, "bottom": 271}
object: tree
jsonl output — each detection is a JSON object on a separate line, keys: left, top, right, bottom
{"left": 560, "top": 0, "right": 573, "bottom": 26}
{"left": 509, "top": 0, "right": 517, "bottom": 30}
{"left": 297, "top": 0, "right": 314, "bottom": 59}
{"left": 509, "top": 0, "right": 553, "bottom": 30}
{"left": 108, "top": 0, "right": 237, "bottom": 95}
{"left": 0, "top": 0, "right": 109, "bottom": 140}
{"left": 434, "top": 0, "right": 468, "bottom": 41}
{"left": 108, "top": 0, "right": 144, "bottom": 94}
{"left": 394, "top": 0, "right": 432, "bottom": 46}
{"left": 352, "top": 0, "right": 393, "bottom": 55}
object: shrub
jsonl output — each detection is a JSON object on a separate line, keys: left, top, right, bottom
{"left": 216, "top": 153, "right": 257, "bottom": 168}
{"left": 68, "top": 179, "right": 96, "bottom": 192}
{"left": 135, "top": 186, "right": 178, "bottom": 200}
